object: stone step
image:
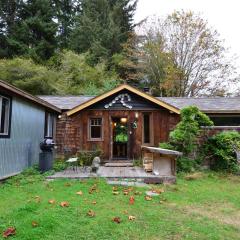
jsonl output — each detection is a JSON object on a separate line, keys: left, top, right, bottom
{"left": 104, "top": 162, "right": 133, "bottom": 167}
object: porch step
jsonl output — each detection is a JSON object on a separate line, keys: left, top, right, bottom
{"left": 104, "top": 162, "right": 133, "bottom": 167}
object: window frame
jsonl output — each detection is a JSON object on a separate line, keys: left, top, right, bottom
{"left": 44, "top": 112, "right": 55, "bottom": 139}
{"left": 0, "top": 93, "right": 12, "bottom": 138}
{"left": 88, "top": 117, "right": 103, "bottom": 141}
{"left": 142, "top": 112, "right": 153, "bottom": 145}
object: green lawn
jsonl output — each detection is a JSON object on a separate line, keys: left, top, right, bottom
{"left": 1, "top": 171, "right": 240, "bottom": 240}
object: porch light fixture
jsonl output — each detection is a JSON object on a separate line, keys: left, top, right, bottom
{"left": 120, "top": 117, "right": 127, "bottom": 123}
{"left": 135, "top": 112, "right": 139, "bottom": 119}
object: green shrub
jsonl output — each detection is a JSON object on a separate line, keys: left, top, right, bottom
{"left": 159, "top": 142, "right": 174, "bottom": 150}
{"left": 177, "top": 157, "right": 197, "bottom": 173}
{"left": 159, "top": 106, "right": 213, "bottom": 172}
{"left": 169, "top": 106, "right": 213, "bottom": 155}
{"left": 53, "top": 159, "right": 67, "bottom": 171}
{"left": 78, "top": 150, "right": 103, "bottom": 166}
{"left": 203, "top": 131, "right": 240, "bottom": 173}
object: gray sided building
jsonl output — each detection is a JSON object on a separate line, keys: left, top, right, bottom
{"left": 0, "top": 80, "right": 60, "bottom": 180}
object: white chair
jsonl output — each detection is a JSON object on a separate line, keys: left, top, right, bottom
{"left": 65, "top": 157, "right": 78, "bottom": 172}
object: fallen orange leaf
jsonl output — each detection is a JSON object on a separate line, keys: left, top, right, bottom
{"left": 87, "top": 210, "right": 95, "bottom": 217}
{"left": 112, "top": 217, "right": 121, "bottom": 224}
{"left": 2, "top": 227, "right": 16, "bottom": 238}
{"left": 60, "top": 201, "right": 69, "bottom": 207}
{"left": 129, "top": 196, "right": 135, "bottom": 205}
{"left": 31, "top": 221, "right": 38, "bottom": 227}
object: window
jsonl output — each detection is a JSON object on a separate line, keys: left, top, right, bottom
{"left": 45, "top": 112, "right": 55, "bottom": 138}
{"left": 143, "top": 113, "right": 151, "bottom": 144}
{"left": 89, "top": 118, "right": 102, "bottom": 140}
{"left": 0, "top": 95, "right": 11, "bottom": 137}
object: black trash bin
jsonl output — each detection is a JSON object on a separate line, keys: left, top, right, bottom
{"left": 39, "top": 138, "right": 55, "bottom": 172}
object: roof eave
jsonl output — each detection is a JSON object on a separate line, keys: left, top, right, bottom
{"left": 66, "top": 84, "right": 180, "bottom": 116}
{"left": 0, "top": 80, "right": 61, "bottom": 113}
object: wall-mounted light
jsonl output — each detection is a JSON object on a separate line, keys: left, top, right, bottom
{"left": 58, "top": 115, "right": 62, "bottom": 119}
{"left": 120, "top": 117, "right": 127, "bottom": 123}
{"left": 135, "top": 112, "right": 139, "bottom": 119}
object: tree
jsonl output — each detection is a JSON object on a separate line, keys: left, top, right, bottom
{"left": 0, "top": 57, "right": 62, "bottom": 94}
{"left": 0, "top": 0, "right": 22, "bottom": 57}
{"left": 1, "top": 0, "right": 58, "bottom": 62}
{"left": 0, "top": 51, "right": 121, "bottom": 95}
{"left": 53, "top": 0, "right": 81, "bottom": 49}
{"left": 70, "top": 0, "right": 137, "bottom": 65}
{"left": 141, "top": 11, "right": 238, "bottom": 96}
{"left": 111, "top": 32, "right": 143, "bottom": 86}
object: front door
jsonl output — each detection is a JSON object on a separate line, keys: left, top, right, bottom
{"left": 111, "top": 117, "right": 128, "bottom": 159}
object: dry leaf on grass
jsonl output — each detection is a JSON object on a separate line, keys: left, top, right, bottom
{"left": 89, "top": 184, "right": 97, "bottom": 194}
{"left": 87, "top": 210, "right": 95, "bottom": 217}
{"left": 2, "top": 227, "right": 16, "bottom": 238}
{"left": 145, "top": 195, "right": 152, "bottom": 201}
{"left": 112, "top": 217, "right": 121, "bottom": 224}
{"left": 35, "top": 196, "right": 41, "bottom": 203}
{"left": 128, "top": 215, "right": 136, "bottom": 221}
{"left": 134, "top": 191, "right": 142, "bottom": 195}
{"left": 129, "top": 196, "right": 135, "bottom": 205}
{"left": 152, "top": 188, "right": 165, "bottom": 194}
{"left": 123, "top": 189, "right": 129, "bottom": 195}
{"left": 123, "top": 210, "right": 128, "bottom": 214}
{"left": 92, "top": 201, "right": 97, "bottom": 205}
{"left": 31, "top": 221, "right": 39, "bottom": 227}
{"left": 184, "top": 172, "right": 203, "bottom": 181}
{"left": 60, "top": 201, "right": 69, "bottom": 207}
{"left": 112, "top": 191, "right": 119, "bottom": 195}
{"left": 76, "top": 191, "right": 83, "bottom": 195}
{"left": 112, "top": 186, "right": 118, "bottom": 191}
{"left": 48, "top": 199, "right": 56, "bottom": 204}
{"left": 64, "top": 182, "right": 72, "bottom": 187}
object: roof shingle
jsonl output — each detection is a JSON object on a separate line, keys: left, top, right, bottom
{"left": 38, "top": 95, "right": 240, "bottom": 113}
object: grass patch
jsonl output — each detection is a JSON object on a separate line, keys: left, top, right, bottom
{"left": 0, "top": 171, "right": 240, "bottom": 239}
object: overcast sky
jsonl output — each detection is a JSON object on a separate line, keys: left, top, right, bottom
{"left": 134, "top": 0, "right": 240, "bottom": 68}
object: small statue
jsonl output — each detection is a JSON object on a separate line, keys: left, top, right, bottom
{"left": 91, "top": 157, "right": 101, "bottom": 173}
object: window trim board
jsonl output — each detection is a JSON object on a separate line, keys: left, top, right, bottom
{"left": 0, "top": 92, "right": 12, "bottom": 139}
{"left": 88, "top": 117, "right": 104, "bottom": 141}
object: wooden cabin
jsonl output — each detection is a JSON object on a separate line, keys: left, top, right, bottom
{"left": 39, "top": 84, "right": 240, "bottom": 162}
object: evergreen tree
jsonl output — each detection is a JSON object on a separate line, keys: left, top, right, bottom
{"left": 2, "top": 0, "right": 58, "bottom": 62}
{"left": 70, "top": 0, "right": 137, "bottom": 65}
{"left": 0, "top": 0, "right": 22, "bottom": 57}
{"left": 53, "top": 0, "right": 81, "bottom": 49}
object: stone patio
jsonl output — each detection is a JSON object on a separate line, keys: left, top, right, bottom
{"left": 47, "top": 166, "right": 176, "bottom": 184}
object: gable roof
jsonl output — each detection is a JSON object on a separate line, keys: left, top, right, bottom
{"left": 159, "top": 97, "right": 240, "bottom": 113}
{"left": 0, "top": 80, "right": 61, "bottom": 113}
{"left": 65, "top": 84, "right": 181, "bottom": 116}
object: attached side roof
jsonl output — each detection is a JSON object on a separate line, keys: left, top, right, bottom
{"left": 65, "top": 84, "right": 181, "bottom": 116}
{"left": 0, "top": 80, "right": 61, "bottom": 113}
{"left": 159, "top": 97, "right": 240, "bottom": 114}
{"left": 38, "top": 96, "right": 95, "bottom": 111}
